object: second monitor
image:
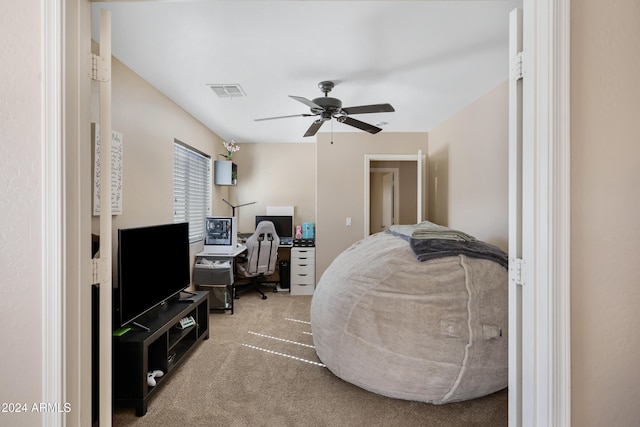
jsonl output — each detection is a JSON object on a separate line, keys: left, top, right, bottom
{"left": 255, "top": 215, "right": 293, "bottom": 244}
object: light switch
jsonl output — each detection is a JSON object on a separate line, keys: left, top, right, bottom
{"left": 346, "top": 217, "right": 352, "bottom": 226}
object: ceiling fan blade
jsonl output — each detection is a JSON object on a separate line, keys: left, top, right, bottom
{"left": 290, "top": 95, "right": 323, "bottom": 110}
{"left": 341, "top": 103, "right": 395, "bottom": 115}
{"left": 303, "top": 120, "right": 325, "bottom": 137}
{"left": 254, "top": 113, "right": 315, "bottom": 122}
{"left": 338, "top": 116, "right": 383, "bottom": 134}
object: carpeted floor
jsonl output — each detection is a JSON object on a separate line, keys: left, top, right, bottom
{"left": 113, "top": 291, "right": 507, "bottom": 426}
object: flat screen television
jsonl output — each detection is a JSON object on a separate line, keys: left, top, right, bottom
{"left": 117, "top": 222, "right": 190, "bottom": 327}
{"left": 255, "top": 215, "right": 293, "bottom": 241}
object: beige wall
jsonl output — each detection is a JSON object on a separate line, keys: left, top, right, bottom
{"left": 316, "top": 132, "right": 428, "bottom": 279}
{"left": 91, "top": 53, "right": 228, "bottom": 281}
{"left": 570, "top": 1, "right": 640, "bottom": 425}
{"left": 0, "top": 1, "right": 44, "bottom": 425}
{"left": 229, "top": 143, "right": 316, "bottom": 233}
{"left": 428, "top": 81, "right": 509, "bottom": 251}
{"left": 231, "top": 135, "right": 429, "bottom": 282}
{"left": 312, "top": 83, "right": 509, "bottom": 280}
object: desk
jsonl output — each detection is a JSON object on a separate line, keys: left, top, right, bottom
{"left": 193, "top": 244, "right": 247, "bottom": 314}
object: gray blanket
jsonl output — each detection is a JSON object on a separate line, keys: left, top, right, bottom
{"left": 389, "top": 221, "right": 476, "bottom": 242}
{"left": 388, "top": 222, "right": 508, "bottom": 269}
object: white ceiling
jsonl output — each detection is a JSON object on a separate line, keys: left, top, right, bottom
{"left": 91, "top": 1, "right": 522, "bottom": 144}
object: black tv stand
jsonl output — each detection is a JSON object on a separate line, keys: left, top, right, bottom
{"left": 113, "top": 290, "right": 209, "bottom": 416}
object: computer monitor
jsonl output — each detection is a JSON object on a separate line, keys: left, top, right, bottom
{"left": 255, "top": 215, "right": 293, "bottom": 241}
{"left": 203, "top": 216, "right": 238, "bottom": 254}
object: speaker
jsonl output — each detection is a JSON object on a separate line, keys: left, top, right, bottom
{"left": 279, "top": 261, "right": 290, "bottom": 289}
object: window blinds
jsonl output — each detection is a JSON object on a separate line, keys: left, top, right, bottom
{"left": 173, "top": 141, "right": 211, "bottom": 243}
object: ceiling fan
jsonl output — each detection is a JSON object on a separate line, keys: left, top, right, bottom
{"left": 255, "top": 81, "right": 395, "bottom": 137}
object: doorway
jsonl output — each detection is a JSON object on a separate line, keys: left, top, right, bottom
{"left": 369, "top": 167, "right": 399, "bottom": 234}
{"left": 364, "top": 152, "right": 425, "bottom": 238}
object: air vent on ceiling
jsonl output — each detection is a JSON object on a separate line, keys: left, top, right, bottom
{"left": 208, "top": 84, "right": 246, "bottom": 98}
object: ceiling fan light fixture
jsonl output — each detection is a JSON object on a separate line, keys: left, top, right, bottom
{"left": 255, "top": 80, "right": 394, "bottom": 137}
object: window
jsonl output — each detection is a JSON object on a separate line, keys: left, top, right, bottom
{"left": 173, "top": 140, "right": 211, "bottom": 243}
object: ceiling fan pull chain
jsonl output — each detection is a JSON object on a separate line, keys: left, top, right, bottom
{"left": 331, "top": 119, "right": 334, "bottom": 144}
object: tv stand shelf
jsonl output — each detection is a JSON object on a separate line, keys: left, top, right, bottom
{"left": 113, "top": 291, "right": 209, "bottom": 416}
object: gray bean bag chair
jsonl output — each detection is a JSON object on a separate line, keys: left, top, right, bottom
{"left": 310, "top": 229, "right": 507, "bottom": 404}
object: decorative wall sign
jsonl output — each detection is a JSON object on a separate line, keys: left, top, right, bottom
{"left": 92, "top": 123, "right": 123, "bottom": 215}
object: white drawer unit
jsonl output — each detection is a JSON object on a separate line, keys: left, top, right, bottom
{"left": 290, "top": 247, "right": 315, "bottom": 295}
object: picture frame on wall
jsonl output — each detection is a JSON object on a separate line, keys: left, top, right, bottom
{"left": 92, "top": 123, "right": 123, "bottom": 216}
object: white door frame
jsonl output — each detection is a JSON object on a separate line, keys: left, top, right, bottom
{"left": 42, "top": 2, "right": 64, "bottom": 425}
{"left": 49, "top": 1, "right": 570, "bottom": 426}
{"left": 364, "top": 151, "right": 425, "bottom": 238}
{"left": 511, "top": 1, "right": 571, "bottom": 426}
{"left": 96, "top": 9, "right": 115, "bottom": 427}
{"left": 509, "top": 7, "right": 525, "bottom": 426}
